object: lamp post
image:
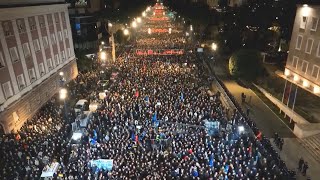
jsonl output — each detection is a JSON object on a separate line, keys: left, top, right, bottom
{"left": 59, "top": 88, "right": 68, "bottom": 119}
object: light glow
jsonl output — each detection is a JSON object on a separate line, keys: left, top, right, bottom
{"left": 238, "top": 126, "right": 245, "bottom": 133}
{"left": 59, "top": 72, "right": 64, "bottom": 76}
{"left": 293, "top": 74, "right": 299, "bottom": 82}
{"left": 314, "top": 86, "right": 320, "bottom": 94}
{"left": 72, "top": 132, "right": 83, "bottom": 141}
{"left": 211, "top": 43, "right": 218, "bottom": 51}
{"left": 142, "top": 12, "right": 146, "bottom": 17}
{"left": 148, "top": 28, "right": 151, "bottom": 34}
{"left": 131, "top": 21, "right": 137, "bottom": 28}
{"left": 137, "top": 17, "right": 142, "bottom": 23}
{"left": 123, "top": 29, "right": 129, "bottom": 35}
{"left": 303, "top": 80, "right": 309, "bottom": 87}
{"left": 59, "top": 88, "right": 67, "bottom": 100}
{"left": 284, "top": 69, "right": 290, "bottom": 76}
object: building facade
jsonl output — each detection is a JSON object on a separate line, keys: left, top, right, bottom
{"left": 283, "top": 5, "right": 320, "bottom": 96}
{"left": 0, "top": 1, "right": 78, "bottom": 133}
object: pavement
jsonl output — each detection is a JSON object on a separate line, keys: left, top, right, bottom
{"left": 209, "top": 58, "right": 320, "bottom": 179}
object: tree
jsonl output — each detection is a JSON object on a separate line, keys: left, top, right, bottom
{"left": 229, "top": 49, "right": 264, "bottom": 81}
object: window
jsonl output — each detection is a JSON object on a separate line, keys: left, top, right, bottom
{"left": 3, "top": 21, "right": 13, "bottom": 36}
{"left": 17, "top": 19, "right": 25, "bottom": 33}
{"left": 2, "top": 82, "right": 13, "bottom": 99}
{"left": 17, "top": 74, "right": 25, "bottom": 90}
{"left": 55, "top": 13, "right": 59, "bottom": 24}
{"left": 64, "top": 29, "right": 68, "bottom": 39}
{"left": 47, "top": 58, "right": 53, "bottom": 69}
{"left": 9, "top": 47, "right": 19, "bottom": 62}
{"left": 311, "top": 17, "right": 319, "bottom": 31}
{"left": 61, "top": 12, "right": 66, "bottom": 22}
{"left": 301, "top": 60, "right": 308, "bottom": 73}
{"left": 43, "top": 36, "right": 49, "bottom": 48}
{"left": 62, "top": 50, "right": 66, "bottom": 61}
{"left": 28, "top": 17, "right": 36, "bottom": 31}
{"left": 300, "top": 16, "right": 308, "bottom": 29}
{"left": 58, "top": 31, "right": 63, "bottom": 41}
{"left": 47, "top": 14, "right": 53, "bottom": 25}
{"left": 292, "top": 56, "right": 299, "bottom": 69}
{"left": 33, "top": 39, "right": 41, "bottom": 52}
{"left": 55, "top": 54, "right": 59, "bottom": 65}
{"left": 312, "top": 65, "right": 319, "bottom": 79}
{"left": 28, "top": 68, "right": 36, "bottom": 82}
{"left": 22, "top": 43, "right": 31, "bottom": 57}
{"left": 51, "top": 34, "right": 56, "bottom": 44}
{"left": 296, "top": 35, "right": 303, "bottom": 50}
{"left": 305, "top": 38, "right": 314, "bottom": 54}
{"left": 39, "top": 15, "right": 45, "bottom": 28}
{"left": 0, "top": 51, "right": 5, "bottom": 68}
{"left": 68, "top": 48, "right": 72, "bottom": 57}
{"left": 39, "top": 63, "right": 45, "bottom": 76}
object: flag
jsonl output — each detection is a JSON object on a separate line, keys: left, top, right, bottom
{"left": 131, "top": 132, "right": 135, "bottom": 141}
{"left": 134, "top": 90, "right": 139, "bottom": 98}
{"left": 93, "top": 130, "right": 98, "bottom": 140}
{"left": 224, "top": 165, "right": 229, "bottom": 174}
{"left": 180, "top": 92, "right": 184, "bottom": 101}
{"left": 152, "top": 113, "right": 157, "bottom": 124}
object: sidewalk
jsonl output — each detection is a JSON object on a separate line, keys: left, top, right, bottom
{"left": 210, "top": 60, "right": 320, "bottom": 179}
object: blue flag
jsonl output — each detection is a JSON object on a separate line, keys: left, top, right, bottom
{"left": 93, "top": 130, "right": 98, "bottom": 140}
{"left": 145, "top": 96, "right": 149, "bottom": 102}
{"left": 131, "top": 132, "right": 135, "bottom": 141}
{"left": 180, "top": 92, "right": 184, "bottom": 101}
{"left": 224, "top": 165, "right": 229, "bottom": 174}
{"left": 152, "top": 113, "right": 157, "bottom": 124}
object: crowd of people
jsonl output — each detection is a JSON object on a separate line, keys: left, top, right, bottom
{"left": 136, "top": 37, "right": 186, "bottom": 49}
{"left": 0, "top": 5, "right": 294, "bottom": 180}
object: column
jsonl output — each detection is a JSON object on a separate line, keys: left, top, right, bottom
{"left": 0, "top": 24, "right": 19, "bottom": 94}
{"left": 11, "top": 20, "right": 31, "bottom": 86}
{"left": 44, "top": 14, "right": 56, "bottom": 74}
{"left": 35, "top": 15, "right": 49, "bottom": 73}
{"left": 52, "top": 13, "right": 62, "bottom": 67}
{"left": 58, "top": 12, "right": 68, "bottom": 63}
{"left": 24, "top": 17, "right": 41, "bottom": 79}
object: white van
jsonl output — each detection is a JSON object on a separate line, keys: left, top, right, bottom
{"left": 74, "top": 99, "right": 89, "bottom": 114}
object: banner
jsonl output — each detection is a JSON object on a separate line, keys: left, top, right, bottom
{"left": 136, "top": 49, "right": 184, "bottom": 56}
{"left": 90, "top": 159, "right": 113, "bottom": 171}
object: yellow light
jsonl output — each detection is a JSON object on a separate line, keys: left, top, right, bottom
{"left": 59, "top": 88, "right": 67, "bottom": 100}
{"left": 137, "top": 17, "right": 142, "bottom": 23}
{"left": 123, "top": 29, "right": 129, "bottom": 35}
{"left": 293, "top": 74, "right": 299, "bottom": 82}
{"left": 190, "top": 25, "right": 193, "bottom": 31}
{"left": 211, "top": 43, "right": 218, "bottom": 51}
{"left": 302, "top": 5, "right": 311, "bottom": 16}
{"left": 169, "top": 28, "right": 172, "bottom": 34}
{"left": 314, "top": 86, "right": 320, "bottom": 94}
{"left": 146, "top": 7, "right": 151, "bottom": 12}
{"left": 303, "top": 80, "right": 309, "bottom": 87}
{"left": 131, "top": 21, "right": 137, "bottom": 28}
{"left": 142, "top": 12, "right": 146, "bottom": 17}
{"left": 284, "top": 69, "right": 290, "bottom": 76}
{"left": 108, "top": 23, "right": 112, "bottom": 27}
{"left": 148, "top": 28, "right": 151, "bottom": 34}
{"left": 101, "top": 41, "right": 105, "bottom": 45}
{"left": 59, "top": 72, "right": 64, "bottom": 76}
{"left": 100, "top": 51, "right": 106, "bottom": 61}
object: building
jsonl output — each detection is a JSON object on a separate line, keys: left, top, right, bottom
{"left": 206, "top": 0, "right": 219, "bottom": 8}
{"left": 0, "top": 0, "right": 78, "bottom": 134}
{"left": 281, "top": 4, "right": 320, "bottom": 97}
{"left": 68, "top": 0, "right": 107, "bottom": 51}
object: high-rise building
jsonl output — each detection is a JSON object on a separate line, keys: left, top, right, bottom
{"left": 0, "top": 0, "right": 78, "bottom": 133}
{"left": 282, "top": 4, "right": 320, "bottom": 96}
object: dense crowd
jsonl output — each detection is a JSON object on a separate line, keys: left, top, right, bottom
{"left": 0, "top": 6, "right": 293, "bottom": 180}
{"left": 136, "top": 37, "right": 186, "bottom": 49}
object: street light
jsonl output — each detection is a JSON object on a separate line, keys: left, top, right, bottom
{"left": 123, "top": 28, "right": 129, "bottom": 35}
{"left": 59, "top": 72, "right": 64, "bottom": 76}
{"left": 108, "top": 22, "right": 113, "bottom": 27}
{"left": 169, "top": 28, "right": 172, "bottom": 34}
{"left": 146, "top": 7, "right": 151, "bottom": 12}
{"left": 131, "top": 21, "right": 137, "bottom": 28}
{"left": 137, "top": 17, "right": 142, "bottom": 23}
{"left": 190, "top": 25, "right": 193, "bottom": 31}
{"left": 59, "top": 88, "right": 67, "bottom": 100}
{"left": 142, "top": 11, "right": 146, "bottom": 17}
{"left": 101, "top": 41, "right": 105, "bottom": 45}
{"left": 211, "top": 42, "right": 218, "bottom": 51}
{"left": 100, "top": 51, "right": 107, "bottom": 61}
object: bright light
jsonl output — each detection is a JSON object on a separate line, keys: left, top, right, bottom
{"left": 101, "top": 41, "right": 105, "bottom": 45}
{"left": 137, "top": 17, "right": 142, "bottom": 23}
{"left": 238, "top": 126, "right": 245, "bottom": 133}
{"left": 146, "top": 7, "right": 151, "bottom": 12}
{"left": 131, "top": 21, "right": 137, "bottom": 28}
{"left": 123, "top": 29, "right": 129, "bottom": 35}
{"left": 186, "top": 32, "right": 189, "bottom": 36}
{"left": 314, "top": 86, "right": 320, "bottom": 94}
{"left": 163, "top": 12, "right": 165, "bottom": 15}
{"left": 100, "top": 51, "right": 107, "bottom": 61}
{"left": 59, "top": 72, "right": 64, "bottom": 76}
{"left": 293, "top": 74, "right": 299, "bottom": 82}
{"left": 148, "top": 28, "right": 151, "bottom": 34}
{"left": 284, "top": 69, "right": 290, "bottom": 76}
{"left": 142, "top": 12, "right": 146, "bottom": 17}
{"left": 302, "top": 5, "right": 311, "bottom": 16}
{"left": 108, "top": 23, "right": 112, "bottom": 27}
{"left": 169, "top": 28, "right": 172, "bottom": 34}
{"left": 303, "top": 4, "right": 308, "bottom": 7}
{"left": 211, "top": 43, "right": 218, "bottom": 51}
{"left": 190, "top": 25, "right": 193, "bottom": 31}
{"left": 59, "top": 88, "right": 67, "bottom": 100}
{"left": 303, "top": 80, "right": 309, "bottom": 87}
{"left": 72, "top": 132, "right": 83, "bottom": 141}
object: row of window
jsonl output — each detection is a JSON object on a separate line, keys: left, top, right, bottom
{"left": 1, "top": 48, "right": 72, "bottom": 99}
{"left": 300, "top": 15, "right": 319, "bottom": 32}
{"left": 291, "top": 56, "right": 320, "bottom": 79}
{"left": 295, "top": 35, "right": 320, "bottom": 56}
{"left": 3, "top": 29, "right": 69, "bottom": 65}
{"left": 3, "top": 12, "right": 66, "bottom": 36}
